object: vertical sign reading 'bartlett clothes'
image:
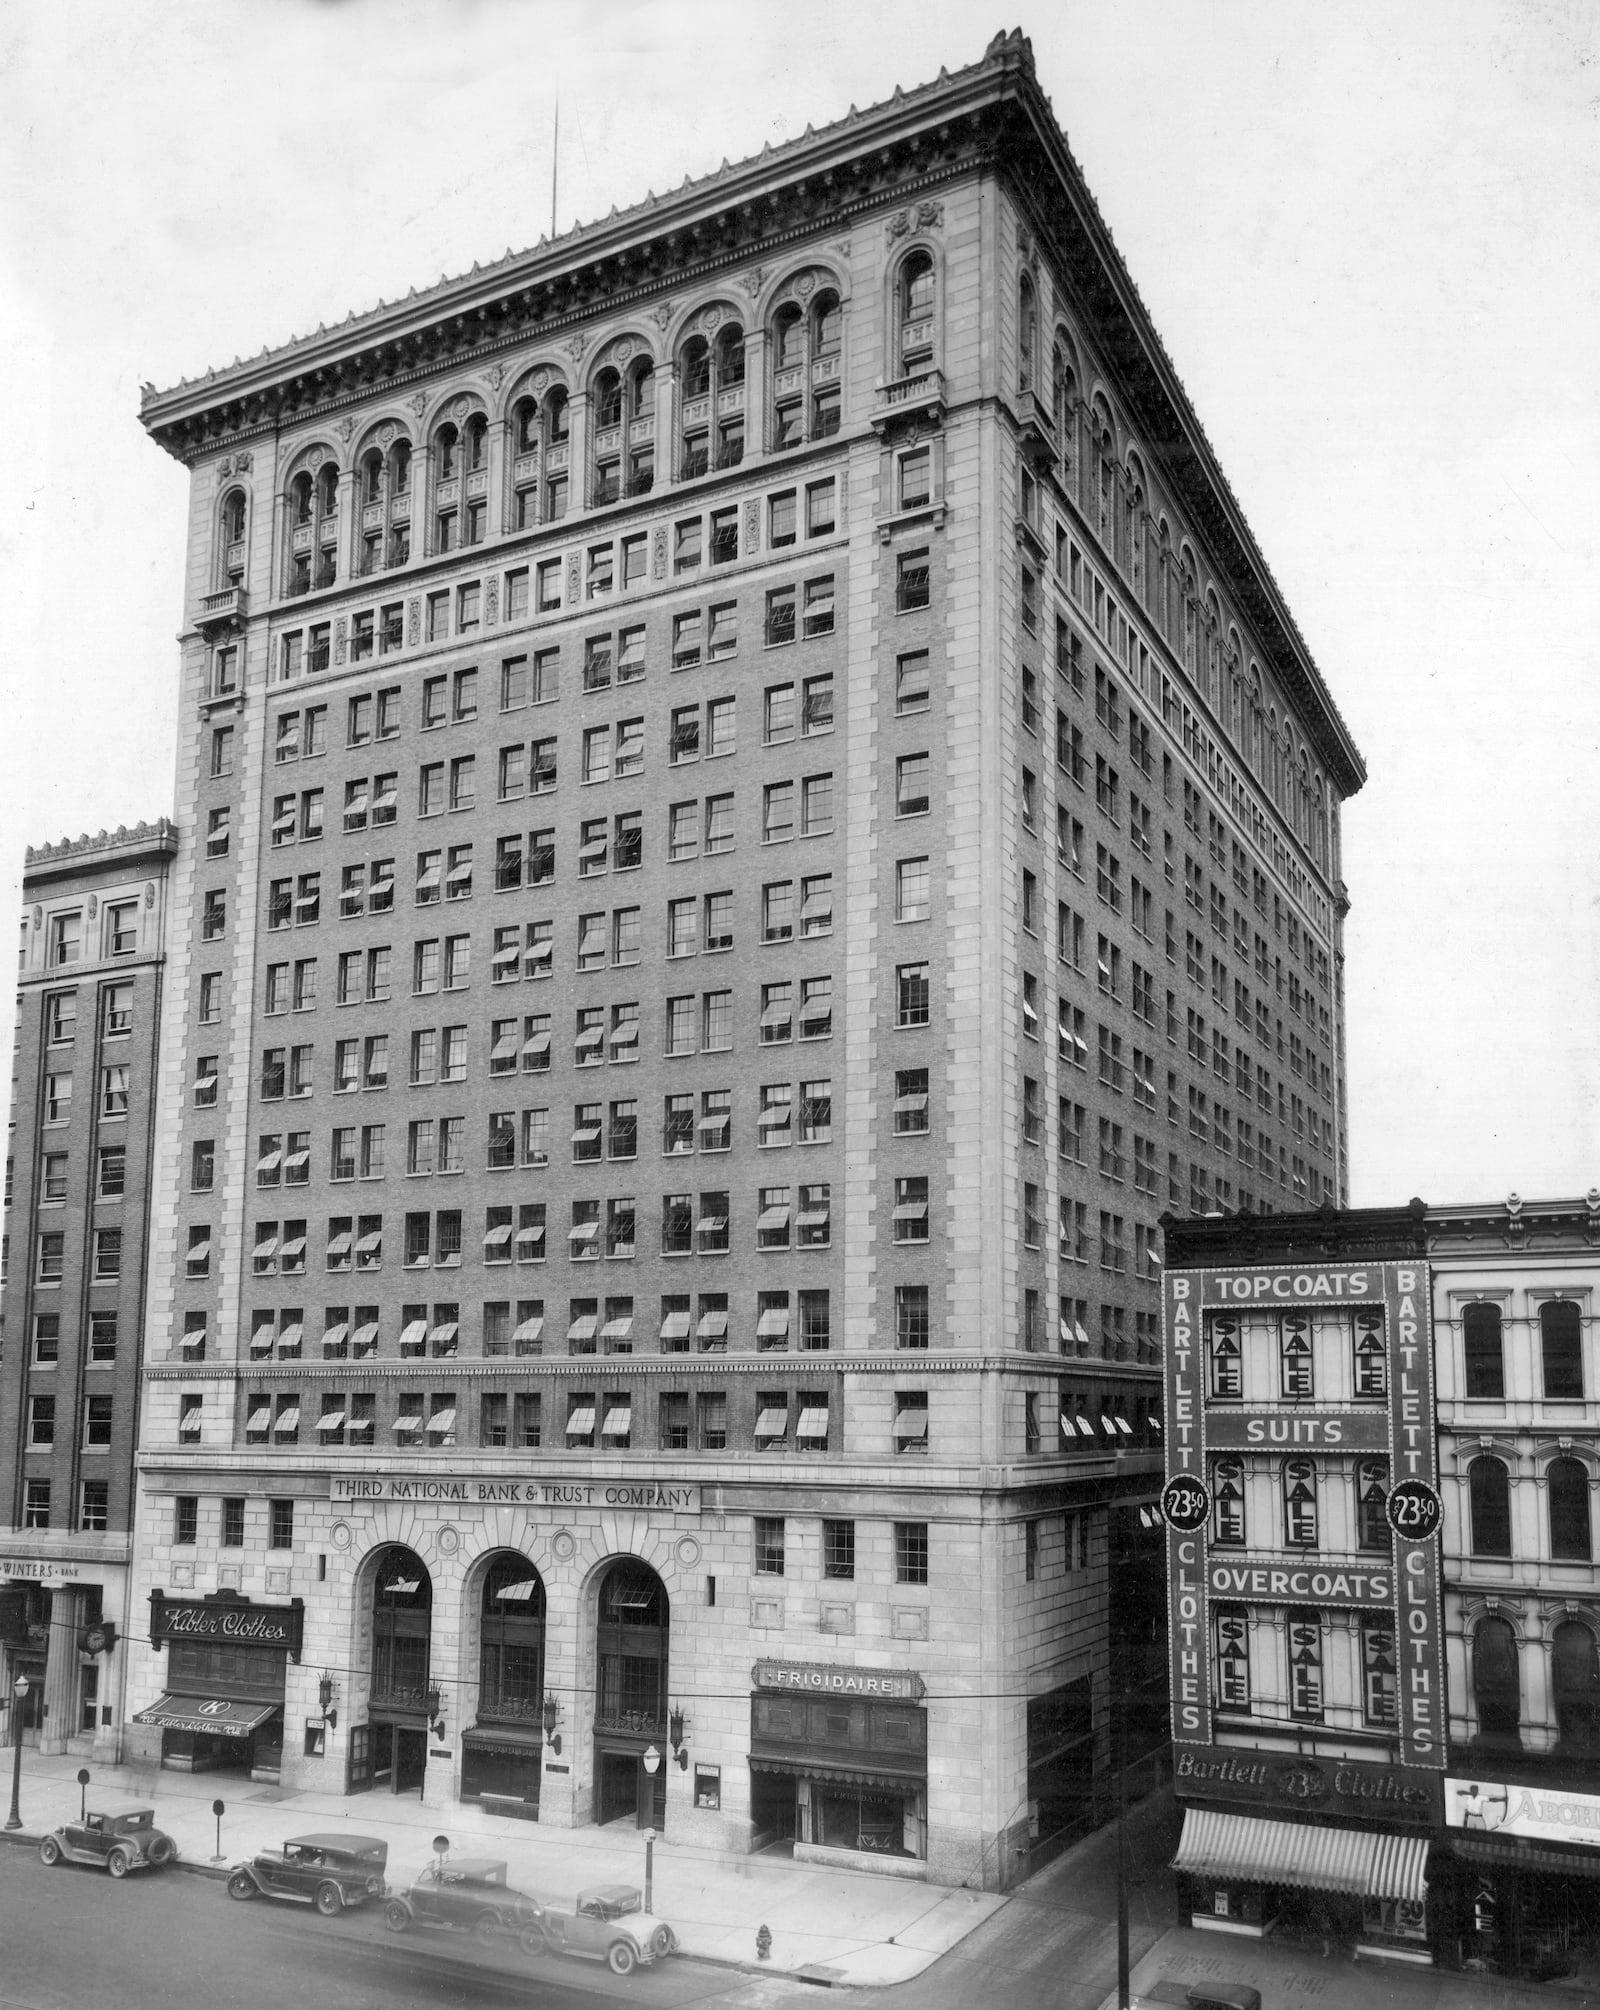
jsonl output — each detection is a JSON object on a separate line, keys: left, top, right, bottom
{"left": 1162, "top": 1259, "right": 1445, "bottom": 1771}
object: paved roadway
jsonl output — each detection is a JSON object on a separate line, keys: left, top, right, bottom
{"left": 0, "top": 1847, "right": 802, "bottom": 2010}
{"left": 0, "top": 1790, "right": 1182, "bottom": 2010}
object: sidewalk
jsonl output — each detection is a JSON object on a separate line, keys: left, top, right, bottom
{"left": 1107, "top": 1924, "right": 1600, "bottom": 2010}
{"left": 0, "top": 1748, "right": 1005, "bottom": 1985}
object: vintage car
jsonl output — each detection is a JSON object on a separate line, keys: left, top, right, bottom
{"left": 39, "top": 1808, "right": 178, "bottom": 1878}
{"left": 384, "top": 1858, "right": 546, "bottom": 1946}
{"left": 226, "top": 1833, "right": 389, "bottom": 1915}
{"left": 534, "top": 1883, "right": 677, "bottom": 1975}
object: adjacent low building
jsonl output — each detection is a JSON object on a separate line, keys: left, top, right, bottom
{"left": 0, "top": 823, "right": 176, "bottom": 1758}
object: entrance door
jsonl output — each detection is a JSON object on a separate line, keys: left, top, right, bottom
{"left": 750, "top": 1770, "right": 797, "bottom": 1845}
{"left": 395, "top": 1726, "right": 428, "bottom": 1795}
{"left": 599, "top": 1750, "right": 638, "bottom": 1825}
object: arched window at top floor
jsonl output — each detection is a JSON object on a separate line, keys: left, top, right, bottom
{"left": 1052, "top": 341, "right": 1077, "bottom": 445}
{"left": 509, "top": 384, "right": 569, "bottom": 529}
{"left": 769, "top": 283, "right": 839, "bottom": 455}
{"left": 593, "top": 367, "right": 623, "bottom": 432}
{"left": 898, "top": 250, "right": 935, "bottom": 374}
{"left": 1018, "top": 272, "right": 1037, "bottom": 393}
{"left": 1542, "top": 1299, "right": 1584, "bottom": 1399}
{"left": 431, "top": 411, "right": 487, "bottom": 553}
{"left": 221, "top": 488, "right": 246, "bottom": 543}
{"left": 1463, "top": 1301, "right": 1504, "bottom": 1399}
{"left": 679, "top": 319, "right": 747, "bottom": 479}
{"left": 284, "top": 452, "right": 342, "bottom": 596}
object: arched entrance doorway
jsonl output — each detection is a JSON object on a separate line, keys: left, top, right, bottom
{"left": 350, "top": 1546, "right": 431, "bottom": 1795}
{"left": 593, "top": 1561, "right": 669, "bottom": 1829}
{"left": 462, "top": 1554, "right": 546, "bottom": 1813}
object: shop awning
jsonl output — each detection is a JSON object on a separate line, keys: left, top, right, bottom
{"left": 749, "top": 1748, "right": 926, "bottom": 1792}
{"left": 796, "top": 1404, "right": 829, "bottom": 1440}
{"left": 601, "top": 1403, "right": 632, "bottom": 1438}
{"left": 1173, "top": 1808, "right": 1428, "bottom": 1904}
{"left": 1452, "top": 1835, "right": 1600, "bottom": 1883}
{"left": 757, "top": 1305, "right": 791, "bottom": 1338}
{"left": 134, "top": 1695, "right": 280, "bottom": 1739}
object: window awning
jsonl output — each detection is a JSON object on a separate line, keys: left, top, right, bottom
{"left": 893, "top": 1091, "right": 928, "bottom": 1116}
{"left": 660, "top": 1310, "right": 690, "bottom": 1340}
{"left": 755, "top": 1406, "right": 788, "bottom": 1437}
{"left": 602, "top": 1314, "right": 633, "bottom": 1340}
{"left": 245, "top": 1404, "right": 273, "bottom": 1432}
{"left": 513, "top": 1315, "right": 544, "bottom": 1344}
{"left": 571, "top": 1124, "right": 601, "bottom": 1147}
{"left": 696, "top": 1210, "right": 726, "bottom": 1234}
{"left": 492, "top": 941, "right": 521, "bottom": 971}
{"left": 757, "top": 1205, "right": 791, "bottom": 1232}
{"left": 278, "top": 1235, "right": 306, "bottom": 1260}
{"left": 796, "top": 1405, "right": 829, "bottom": 1439}
{"left": 399, "top": 1319, "right": 428, "bottom": 1350}
{"left": 352, "top": 1321, "right": 378, "bottom": 1353}
{"left": 317, "top": 1409, "right": 347, "bottom": 1433}
{"left": 894, "top": 1410, "right": 929, "bottom": 1442}
{"left": 187, "top": 1237, "right": 211, "bottom": 1265}
{"left": 697, "top": 1310, "right": 728, "bottom": 1339}
{"left": 180, "top": 1330, "right": 206, "bottom": 1354}
{"left": 276, "top": 1323, "right": 303, "bottom": 1352}
{"left": 430, "top": 1321, "right": 458, "bottom": 1349}
{"left": 567, "top": 1315, "right": 597, "bottom": 1343}
{"left": 1173, "top": 1808, "right": 1428, "bottom": 1904}
{"left": 273, "top": 1406, "right": 300, "bottom": 1434}
{"left": 249, "top": 1329, "right": 274, "bottom": 1356}
{"left": 284, "top": 1147, "right": 310, "bottom": 1171}
{"left": 495, "top": 1580, "right": 539, "bottom": 1602}
{"left": 576, "top": 1025, "right": 605, "bottom": 1055}
{"left": 427, "top": 1408, "right": 457, "bottom": 1436}
{"left": 892, "top": 1200, "right": 928, "bottom": 1223}
{"left": 522, "top": 1031, "right": 551, "bottom": 1060}
{"left": 601, "top": 1403, "right": 632, "bottom": 1437}
{"left": 760, "top": 999, "right": 792, "bottom": 1029}
{"left": 1452, "top": 1835, "right": 1600, "bottom": 1883}
{"left": 757, "top": 1305, "right": 791, "bottom": 1337}
{"left": 415, "top": 863, "right": 442, "bottom": 892}
{"left": 355, "top": 1231, "right": 381, "bottom": 1254}
{"left": 490, "top": 1030, "right": 519, "bottom": 1063}
{"left": 134, "top": 1695, "right": 281, "bottom": 1739}
{"left": 569, "top": 1220, "right": 599, "bottom": 1247}
{"left": 394, "top": 1414, "right": 422, "bottom": 1436}
{"left": 515, "top": 1223, "right": 545, "bottom": 1254}
{"left": 797, "top": 1205, "right": 830, "bottom": 1229}
{"left": 483, "top": 1221, "right": 513, "bottom": 1250}
{"left": 252, "top": 1233, "right": 278, "bottom": 1259}
{"left": 256, "top": 1147, "right": 282, "bottom": 1175}
{"left": 566, "top": 1406, "right": 595, "bottom": 1436}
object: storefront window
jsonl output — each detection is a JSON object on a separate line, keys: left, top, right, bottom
{"left": 814, "top": 1782, "right": 914, "bottom": 1856}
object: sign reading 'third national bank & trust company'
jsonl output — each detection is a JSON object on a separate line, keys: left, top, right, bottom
{"left": 1163, "top": 1259, "right": 1445, "bottom": 1772}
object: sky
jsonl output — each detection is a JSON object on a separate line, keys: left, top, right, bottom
{"left": 1, "top": 0, "right": 1596, "bottom": 1210}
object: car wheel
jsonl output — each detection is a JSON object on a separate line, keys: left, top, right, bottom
{"left": 518, "top": 1923, "right": 547, "bottom": 1957}
{"left": 106, "top": 1847, "right": 132, "bottom": 1879}
{"left": 148, "top": 1835, "right": 177, "bottom": 1867}
{"left": 227, "top": 1870, "right": 257, "bottom": 1901}
{"left": 384, "top": 1899, "right": 411, "bottom": 1933}
{"left": 314, "top": 1881, "right": 344, "bottom": 1918}
{"left": 606, "top": 1940, "right": 637, "bottom": 1976}
{"left": 473, "top": 1910, "right": 505, "bottom": 1944}
{"left": 650, "top": 1924, "right": 676, "bottom": 1958}
{"left": 38, "top": 1836, "right": 62, "bottom": 1867}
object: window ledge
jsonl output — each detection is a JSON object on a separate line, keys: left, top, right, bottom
{"left": 876, "top": 501, "right": 946, "bottom": 543}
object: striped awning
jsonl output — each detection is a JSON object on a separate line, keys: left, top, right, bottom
{"left": 1173, "top": 1808, "right": 1428, "bottom": 1904}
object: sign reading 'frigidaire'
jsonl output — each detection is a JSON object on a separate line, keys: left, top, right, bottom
{"left": 752, "top": 1660, "right": 925, "bottom": 1702}
{"left": 149, "top": 1591, "right": 304, "bottom": 1660}
{"left": 1163, "top": 1258, "right": 1445, "bottom": 1773}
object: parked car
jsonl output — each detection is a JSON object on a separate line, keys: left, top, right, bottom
{"left": 384, "top": 1858, "right": 546, "bottom": 1946}
{"left": 226, "top": 1833, "right": 389, "bottom": 1916}
{"left": 39, "top": 1808, "right": 178, "bottom": 1878}
{"left": 534, "top": 1883, "right": 677, "bottom": 1975}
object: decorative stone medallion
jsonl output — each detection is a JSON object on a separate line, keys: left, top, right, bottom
{"left": 550, "top": 1529, "right": 577, "bottom": 1563}
{"left": 330, "top": 1520, "right": 353, "bottom": 1550}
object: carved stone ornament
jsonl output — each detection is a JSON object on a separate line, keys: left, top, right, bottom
{"left": 613, "top": 336, "right": 635, "bottom": 363}
{"left": 217, "top": 456, "right": 233, "bottom": 479}
{"left": 378, "top": 423, "right": 395, "bottom": 449}
{"left": 738, "top": 266, "right": 766, "bottom": 297}
{"left": 407, "top": 392, "right": 428, "bottom": 418}
{"left": 550, "top": 1528, "right": 577, "bottom": 1563}
{"left": 235, "top": 449, "right": 253, "bottom": 473}
{"left": 337, "top": 416, "right": 355, "bottom": 442}
{"left": 308, "top": 446, "right": 327, "bottom": 472}
{"left": 652, "top": 525, "right": 668, "bottom": 581}
{"left": 452, "top": 394, "right": 470, "bottom": 420}
{"left": 915, "top": 201, "right": 943, "bottom": 231}
{"left": 701, "top": 305, "right": 723, "bottom": 333}
{"left": 565, "top": 552, "right": 580, "bottom": 601}
{"left": 839, "top": 468, "right": 849, "bottom": 517}
{"left": 563, "top": 332, "right": 589, "bottom": 360}
{"left": 531, "top": 368, "right": 551, "bottom": 396}
{"left": 485, "top": 361, "right": 506, "bottom": 391}
{"left": 86, "top": 894, "right": 97, "bottom": 918}
{"left": 407, "top": 598, "right": 421, "bottom": 647}
{"left": 334, "top": 616, "right": 348, "bottom": 665}
{"left": 330, "top": 1520, "right": 353, "bottom": 1552}
{"left": 485, "top": 577, "right": 499, "bottom": 626}
{"left": 648, "top": 300, "right": 675, "bottom": 329}
{"left": 144, "top": 881, "right": 156, "bottom": 909}
{"left": 885, "top": 210, "right": 911, "bottom": 240}
{"left": 436, "top": 1524, "right": 460, "bottom": 1556}
{"left": 794, "top": 272, "right": 816, "bottom": 301}
{"left": 31, "top": 906, "right": 42, "bottom": 929}
{"left": 743, "top": 497, "right": 760, "bottom": 553}
{"left": 675, "top": 1536, "right": 701, "bottom": 1569}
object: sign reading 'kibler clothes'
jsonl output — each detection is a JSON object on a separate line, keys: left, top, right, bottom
{"left": 149, "top": 1591, "right": 304, "bottom": 1659}
{"left": 1163, "top": 1259, "right": 1445, "bottom": 1772}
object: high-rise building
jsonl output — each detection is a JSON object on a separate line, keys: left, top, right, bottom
{"left": 1, "top": 822, "right": 176, "bottom": 1759}
{"left": 125, "top": 30, "right": 1360, "bottom": 1886}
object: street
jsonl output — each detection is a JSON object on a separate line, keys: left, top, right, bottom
{"left": 0, "top": 1849, "right": 804, "bottom": 2010}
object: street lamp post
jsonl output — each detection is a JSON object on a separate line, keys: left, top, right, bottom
{"left": 6, "top": 1675, "right": 30, "bottom": 1831}
{"left": 641, "top": 1743, "right": 662, "bottom": 1914}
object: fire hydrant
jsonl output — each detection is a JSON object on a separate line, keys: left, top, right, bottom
{"left": 756, "top": 1923, "right": 772, "bottom": 1962}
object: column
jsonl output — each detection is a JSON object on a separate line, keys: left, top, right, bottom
{"left": 743, "top": 329, "right": 769, "bottom": 461}
{"left": 40, "top": 1588, "right": 83, "bottom": 1757}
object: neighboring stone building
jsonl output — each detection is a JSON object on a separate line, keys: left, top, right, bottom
{"left": 0, "top": 822, "right": 177, "bottom": 1759}
{"left": 124, "top": 30, "right": 1358, "bottom": 1886}
{"left": 1430, "top": 1193, "right": 1600, "bottom": 1979}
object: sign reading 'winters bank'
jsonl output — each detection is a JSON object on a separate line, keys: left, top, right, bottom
{"left": 1163, "top": 1259, "right": 1445, "bottom": 1772}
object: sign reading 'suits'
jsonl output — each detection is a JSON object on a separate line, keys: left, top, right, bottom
{"left": 1162, "top": 1260, "right": 1445, "bottom": 1772}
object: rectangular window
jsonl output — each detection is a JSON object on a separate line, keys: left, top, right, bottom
{"left": 895, "top": 1520, "right": 929, "bottom": 1581}
{"left": 754, "top": 1516, "right": 786, "bottom": 1575}
{"left": 896, "top": 857, "right": 930, "bottom": 921}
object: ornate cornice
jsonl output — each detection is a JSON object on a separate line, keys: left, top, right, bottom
{"left": 23, "top": 818, "right": 178, "bottom": 889}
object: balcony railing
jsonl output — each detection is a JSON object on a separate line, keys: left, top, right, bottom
{"left": 871, "top": 368, "right": 945, "bottom": 435}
